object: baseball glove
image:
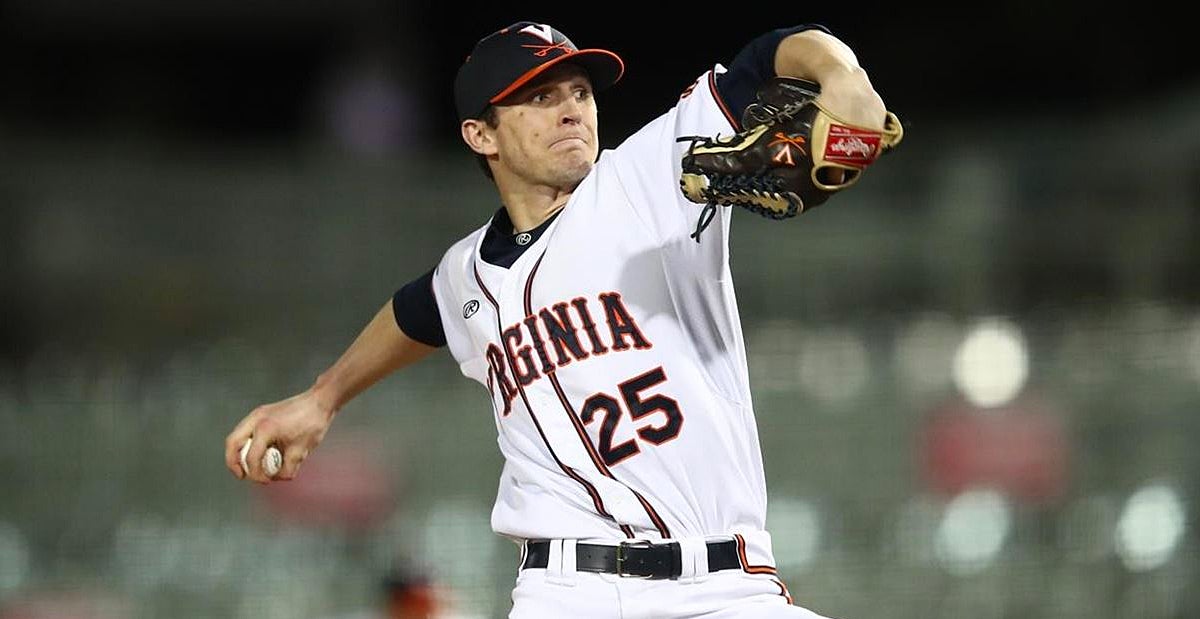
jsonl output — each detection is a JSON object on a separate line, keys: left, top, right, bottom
{"left": 679, "top": 76, "right": 904, "bottom": 241}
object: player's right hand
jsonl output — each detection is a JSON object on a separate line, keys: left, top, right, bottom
{"left": 224, "top": 389, "right": 335, "bottom": 483}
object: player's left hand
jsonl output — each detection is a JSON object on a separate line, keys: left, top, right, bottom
{"left": 679, "top": 73, "right": 903, "bottom": 240}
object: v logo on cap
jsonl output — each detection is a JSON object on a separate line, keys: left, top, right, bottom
{"left": 454, "top": 21, "right": 625, "bottom": 122}
{"left": 520, "top": 24, "right": 556, "bottom": 44}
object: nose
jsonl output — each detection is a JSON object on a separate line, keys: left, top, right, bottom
{"left": 559, "top": 96, "right": 583, "bottom": 125}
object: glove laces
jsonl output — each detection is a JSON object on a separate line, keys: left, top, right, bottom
{"left": 678, "top": 133, "right": 802, "bottom": 242}
{"left": 677, "top": 97, "right": 810, "bottom": 242}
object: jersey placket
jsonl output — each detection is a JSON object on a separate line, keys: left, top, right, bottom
{"left": 520, "top": 249, "right": 675, "bottom": 540}
{"left": 474, "top": 247, "right": 640, "bottom": 538}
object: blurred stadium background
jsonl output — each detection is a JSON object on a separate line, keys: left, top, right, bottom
{"left": 1, "top": 3, "right": 1197, "bottom": 618}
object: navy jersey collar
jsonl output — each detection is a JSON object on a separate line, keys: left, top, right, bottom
{"left": 480, "top": 206, "right": 563, "bottom": 268}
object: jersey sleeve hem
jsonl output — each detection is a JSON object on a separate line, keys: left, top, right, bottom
{"left": 392, "top": 268, "right": 448, "bottom": 348}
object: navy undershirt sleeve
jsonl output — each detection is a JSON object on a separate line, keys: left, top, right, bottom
{"left": 715, "top": 24, "right": 831, "bottom": 129}
{"left": 392, "top": 267, "right": 446, "bottom": 347}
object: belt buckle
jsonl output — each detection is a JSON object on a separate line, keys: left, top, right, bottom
{"left": 615, "top": 540, "right": 655, "bottom": 579}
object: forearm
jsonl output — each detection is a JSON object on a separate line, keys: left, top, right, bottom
{"left": 774, "top": 29, "right": 885, "bottom": 129}
{"left": 310, "top": 298, "right": 437, "bottom": 416}
{"left": 774, "top": 29, "right": 863, "bottom": 82}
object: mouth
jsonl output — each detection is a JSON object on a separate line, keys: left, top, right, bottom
{"left": 550, "top": 136, "right": 589, "bottom": 148}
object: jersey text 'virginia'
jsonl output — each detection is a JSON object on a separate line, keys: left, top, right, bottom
{"left": 486, "top": 291, "right": 653, "bottom": 415}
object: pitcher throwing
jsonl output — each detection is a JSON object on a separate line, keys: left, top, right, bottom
{"left": 225, "top": 19, "right": 900, "bottom": 618}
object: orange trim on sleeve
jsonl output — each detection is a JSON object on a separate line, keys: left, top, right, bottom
{"left": 708, "top": 70, "right": 740, "bottom": 131}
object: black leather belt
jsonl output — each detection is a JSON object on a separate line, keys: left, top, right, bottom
{"left": 522, "top": 540, "right": 742, "bottom": 580}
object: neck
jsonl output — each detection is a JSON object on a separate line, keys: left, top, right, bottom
{"left": 499, "top": 184, "right": 573, "bottom": 233}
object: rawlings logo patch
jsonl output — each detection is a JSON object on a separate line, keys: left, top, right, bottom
{"left": 824, "top": 124, "right": 881, "bottom": 166}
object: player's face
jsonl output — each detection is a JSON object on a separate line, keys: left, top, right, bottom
{"left": 491, "top": 65, "right": 599, "bottom": 190}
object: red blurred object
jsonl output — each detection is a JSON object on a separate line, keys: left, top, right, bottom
{"left": 258, "top": 437, "right": 398, "bottom": 531}
{"left": 384, "top": 579, "right": 441, "bottom": 619}
{"left": 919, "top": 395, "right": 1070, "bottom": 504}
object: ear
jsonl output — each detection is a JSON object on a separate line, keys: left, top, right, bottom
{"left": 461, "top": 119, "right": 498, "bottom": 156}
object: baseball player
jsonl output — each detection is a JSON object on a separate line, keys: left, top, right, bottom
{"left": 226, "top": 20, "right": 892, "bottom": 618}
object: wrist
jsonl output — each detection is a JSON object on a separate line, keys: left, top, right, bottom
{"left": 309, "top": 373, "right": 342, "bottom": 420}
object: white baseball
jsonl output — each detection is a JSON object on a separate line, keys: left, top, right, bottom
{"left": 240, "top": 437, "right": 282, "bottom": 478}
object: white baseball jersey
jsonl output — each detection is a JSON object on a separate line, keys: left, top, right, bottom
{"left": 429, "top": 66, "right": 779, "bottom": 557}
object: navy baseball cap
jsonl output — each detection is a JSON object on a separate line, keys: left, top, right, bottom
{"left": 454, "top": 21, "right": 625, "bottom": 122}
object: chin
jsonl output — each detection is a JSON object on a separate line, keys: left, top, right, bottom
{"left": 551, "top": 157, "right": 594, "bottom": 186}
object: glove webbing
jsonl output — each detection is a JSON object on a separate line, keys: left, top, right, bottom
{"left": 678, "top": 169, "right": 801, "bottom": 241}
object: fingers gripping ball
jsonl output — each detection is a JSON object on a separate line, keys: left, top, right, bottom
{"left": 240, "top": 437, "right": 283, "bottom": 478}
{"left": 679, "top": 76, "right": 904, "bottom": 241}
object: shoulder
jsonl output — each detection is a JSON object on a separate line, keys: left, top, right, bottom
{"left": 607, "top": 65, "right": 735, "bottom": 161}
{"left": 433, "top": 220, "right": 490, "bottom": 279}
